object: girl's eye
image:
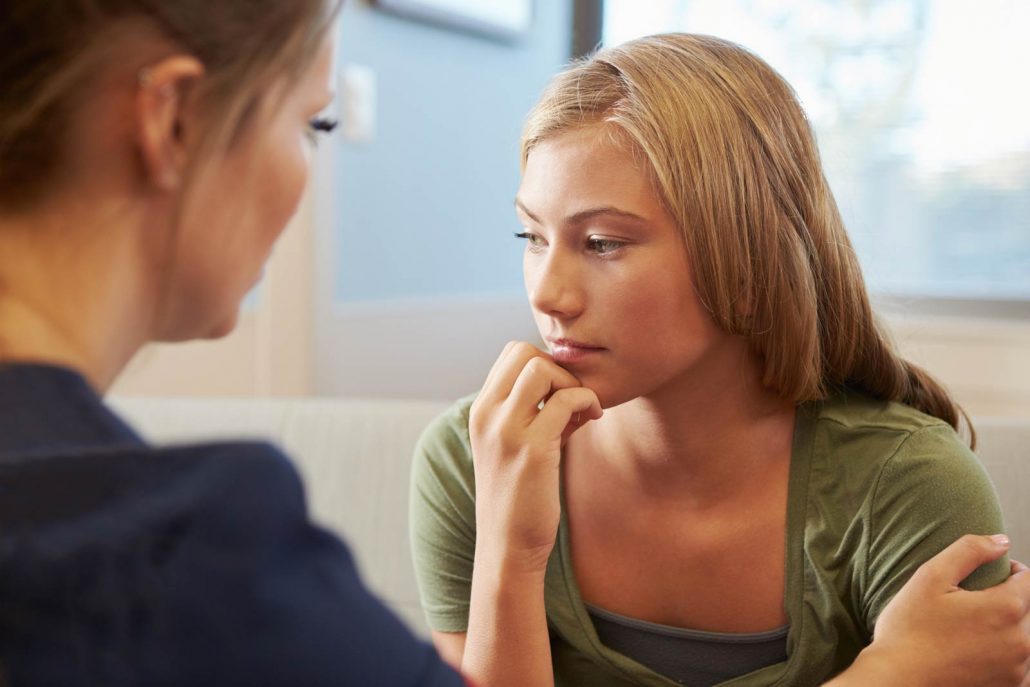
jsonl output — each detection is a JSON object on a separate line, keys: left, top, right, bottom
{"left": 306, "top": 116, "right": 339, "bottom": 144}
{"left": 514, "top": 231, "right": 546, "bottom": 249}
{"left": 587, "top": 237, "right": 624, "bottom": 255}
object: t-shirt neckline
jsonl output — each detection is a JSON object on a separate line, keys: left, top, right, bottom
{"left": 548, "top": 401, "right": 820, "bottom": 686}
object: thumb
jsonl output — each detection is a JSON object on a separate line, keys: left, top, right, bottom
{"left": 921, "top": 534, "right": 1011, "bottom": 587}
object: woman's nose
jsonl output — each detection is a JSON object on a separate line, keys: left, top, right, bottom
{"left": 527, "top": 253, "right": 584, "bottom": 319}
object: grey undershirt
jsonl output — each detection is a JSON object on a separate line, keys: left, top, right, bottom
{"left": 587, "top": 604, "right": 789, "bottom": 686}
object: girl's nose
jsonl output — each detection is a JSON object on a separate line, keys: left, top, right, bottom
{"left": 527, "top": 253, "right": 584, "bottom": 319}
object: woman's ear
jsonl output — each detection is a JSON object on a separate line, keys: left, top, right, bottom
{"left": 135, "top": 55, "right": 205, "bottom": 191}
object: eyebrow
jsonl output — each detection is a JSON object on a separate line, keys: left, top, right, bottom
{"left": 514, "top": 198, "right": 649, "bottom": 227}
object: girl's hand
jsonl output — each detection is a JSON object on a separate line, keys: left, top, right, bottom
{"left": 469, "top": 341, "right": 603, "bottom": 573}
{"left": 834, "top": 535, "right": 1030, "bottom": 686}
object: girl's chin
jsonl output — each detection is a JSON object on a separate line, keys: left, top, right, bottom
{"left": 598, "top": 392, "right": 635, "bottom": 411}
{"left": 572, "top": 378, "right": 632, "bottom": 411}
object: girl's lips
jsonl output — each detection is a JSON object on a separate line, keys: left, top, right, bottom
{"left": 549, "top": 340, "right": 605, "bottom": 365}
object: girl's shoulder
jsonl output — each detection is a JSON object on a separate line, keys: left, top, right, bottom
{"left": 797, "top": 389, "right": 998, "bottom": 558}
{"left": 411, "top": 392, "right": 478, "bottom": 488}
{"left": 811, "top": 389, "right": 955, "bottom": 436}
{"left": 804, "top": 389, "right": 972, "bottom": 469}
{"left": 798, "top": 390, "right": 1007, "bottom": 623}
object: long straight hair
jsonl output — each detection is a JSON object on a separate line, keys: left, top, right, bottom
{"left": 522, "top": 33, "right": 973, "bottom": 445}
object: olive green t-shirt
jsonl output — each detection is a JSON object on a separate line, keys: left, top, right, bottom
{"left": 409, "top": 391, "right": 1009, "bottom": 686}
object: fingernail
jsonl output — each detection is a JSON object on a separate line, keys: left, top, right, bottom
{"left": 990, "top": 534, "right": 1011, "bottom": 547}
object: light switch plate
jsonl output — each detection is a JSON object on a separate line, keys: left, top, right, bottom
{"left": 341, "top": 63, "right": 376, "bottom": 143}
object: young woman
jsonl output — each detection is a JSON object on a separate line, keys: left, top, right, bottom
{"left": 411, "top": 34, "right": 1030, "bottom": 687}
{"left": 0, "top": 2, "right": 465, "bottom": 684}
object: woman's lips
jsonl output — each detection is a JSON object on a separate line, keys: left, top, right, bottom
{"left": 549, "top": 339, "right": 605, "bottom": 365}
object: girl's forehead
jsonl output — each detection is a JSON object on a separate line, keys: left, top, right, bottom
{"left": 523, "top": 130, "right": 653, "bottom": 192}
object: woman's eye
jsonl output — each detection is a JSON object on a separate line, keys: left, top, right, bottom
{"left": 587, "top": 237, "right": 624, "bottom": 255}
{"left": 514, "top": 231, "right": 546, "bottom": 249}
{"left": 306, "top": 116, "right": 339, "bottom": 144}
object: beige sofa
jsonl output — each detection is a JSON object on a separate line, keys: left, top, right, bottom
{"left": 111, "top": 397, "right": 1030, "bottom": 638}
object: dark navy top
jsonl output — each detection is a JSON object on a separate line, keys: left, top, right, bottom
{"left": 0, "top": 363, "right": 464, "bottom": 687}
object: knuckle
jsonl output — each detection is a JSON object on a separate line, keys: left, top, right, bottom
{"left": 468, "top": 404, "right": 499, "bottom": 437}
{"left": 1017, "top": 631, "right": 1030, "bottom": 659}
{"left": 512, "top": 341, "right": 537, "bottom": 357}
{"left": 524, "top": 356, "right": 549, "bottom": 375}
{"left": 1013, "top": 658, "right": 1030, "bottom": 684}
{"left": 958, "top": 534, "right": 985, "bottom": 554}
{"left": 999, "top": 597, "right": 1027, "bottom": 625}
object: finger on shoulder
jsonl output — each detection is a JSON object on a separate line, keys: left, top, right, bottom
{"left": 923, "top": 534, "right": 1012, "bottom": 589}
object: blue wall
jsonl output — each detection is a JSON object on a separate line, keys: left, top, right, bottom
{"left": 333, "top": 1, "right": 573, "bottom": 302}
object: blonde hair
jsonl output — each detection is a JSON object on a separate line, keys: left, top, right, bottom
{"left": 0, "top": 0, "right": 341, "bottom": 212}
{"left": 522, "top": 33, "right": 973, "bottom": 445}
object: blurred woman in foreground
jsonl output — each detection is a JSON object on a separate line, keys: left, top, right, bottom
{"left": 0, "top": 1, "right": 464, "bottom": 684}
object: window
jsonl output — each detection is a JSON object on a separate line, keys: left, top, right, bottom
{"left": 602, "top": 0, "right": 1030, "bottom": 308}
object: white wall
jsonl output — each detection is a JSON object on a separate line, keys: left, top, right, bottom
{"left": 313, "top": 296, "right": 537, "bottom": 400}
{"left": 887, "top": 315, "right": 1030, "bottom": 418}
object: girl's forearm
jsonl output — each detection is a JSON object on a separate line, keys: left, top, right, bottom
{"left": 461, "top": 546, "right": 554, "bottom": 687}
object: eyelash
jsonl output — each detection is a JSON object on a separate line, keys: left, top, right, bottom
{"left": 514, "top": 231, "right": 543, "bottom": 248}
{"left": 514, "top": 231, "right": 625, "bottom": 257}
{"left": 307, "top": 116, "right": 339, "bottom": 143}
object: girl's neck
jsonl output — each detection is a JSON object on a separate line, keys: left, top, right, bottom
{"left": 577, "top": 351, "right": 797, "bottom": 506}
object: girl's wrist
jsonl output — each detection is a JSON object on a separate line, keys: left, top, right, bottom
{"left": 473, "top": 537, "right": 554, "bottom": 580}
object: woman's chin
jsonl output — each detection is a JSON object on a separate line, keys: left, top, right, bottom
{"left": 204, "top": 310, "right": 241, "bottom": 340}
{"left": 157, "top": 308, "right": 240, "bottom": 343}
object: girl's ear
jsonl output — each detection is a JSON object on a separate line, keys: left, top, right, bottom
{"left": 135, "top": 55, "right": 205, "bottom": 191}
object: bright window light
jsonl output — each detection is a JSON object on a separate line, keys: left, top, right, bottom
{"left": 604, "top": 0, "right": 1030, "bottom": 301}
